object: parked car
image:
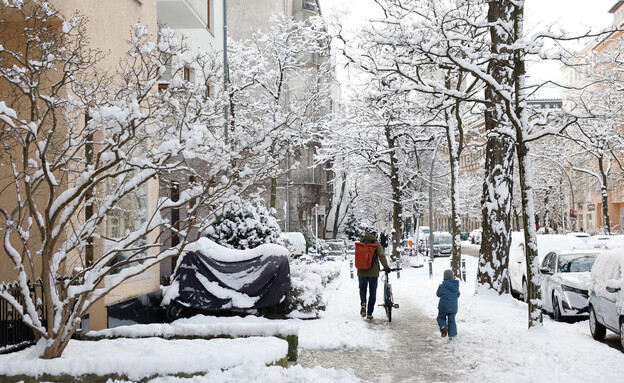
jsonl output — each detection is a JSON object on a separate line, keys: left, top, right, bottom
{"left": 603, "top": 235, "right": 624, "bottom": 250}
{"left": 588, "top": 249, "right": 624, "bottom": 348}
{"left": 567, "top": 232, "right": 591, "bottom": 243}
{"left": 586, "top": 235, "right": 612, "bottom": 249}
{"left": 540, "top": 250, "right": 601, "bottom": 321}
{"left": 280, "top": 232, "right": 307, "bottom": 257}
{"left": 460, "top": 232, "right": 469, "bottom": 241}
{"left": 469, "top": 229, "right": 482, "bottom": 245}
{"left": 432, "top": 231, "right": 453, "bottom": 257}
{"left": 509, "top": 233, "right": 587, "bottom": 301}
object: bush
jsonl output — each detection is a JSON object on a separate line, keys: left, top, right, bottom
{"left": 285, "top": 259, "right": 341, "bottom": 318}
{"left": 204, "top": 200, "right": 281, "bottom": 249}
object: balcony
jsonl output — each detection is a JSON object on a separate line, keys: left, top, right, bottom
{"left": 157, "top": 0, "right": 208, "bottom": 30}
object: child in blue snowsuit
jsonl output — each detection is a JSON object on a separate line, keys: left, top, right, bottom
{"left": 437, "top": 269, "right": 460, "bottom": 338}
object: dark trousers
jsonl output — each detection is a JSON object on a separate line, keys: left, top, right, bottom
{"left": 437, "top": 311, "right": 457, "bottom": 337}
{"left": 359, "top": 276, "right": 378, "bottom": 316}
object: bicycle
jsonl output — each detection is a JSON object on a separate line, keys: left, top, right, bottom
{"left": 378, "top": 267, "right": 401, "bottom": 322}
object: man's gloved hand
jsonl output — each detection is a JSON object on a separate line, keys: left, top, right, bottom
{"left": 384, "top": 268, "right": 391, "bottom": 273}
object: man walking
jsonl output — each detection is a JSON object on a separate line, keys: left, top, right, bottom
{"left": 357, "top": 230, "right": 390, "bottom": 319}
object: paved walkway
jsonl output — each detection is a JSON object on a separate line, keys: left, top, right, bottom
{"left": 298, "top": 286, "right": 469, "bottom": 383}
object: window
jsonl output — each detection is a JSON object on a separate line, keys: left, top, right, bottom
{"left": 183, "top": 66, "right": 191, "bottom": 82}
{"left": 302, "top": 0, "right": 317, "bottom": 12}
{"left": 105, "top": 180, "right": 148, "bottom": 274}
{"left": 158, "top": 83, "right": 169, "bottom": 92}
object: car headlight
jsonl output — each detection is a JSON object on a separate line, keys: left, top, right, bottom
{"left": 561, "top": 285, "right": 588, "bottom": 296}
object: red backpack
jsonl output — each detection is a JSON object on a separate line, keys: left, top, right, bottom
{"left": 355, "top": 242, "right": 378, "bottom": 270}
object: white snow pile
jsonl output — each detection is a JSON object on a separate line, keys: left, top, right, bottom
{"left": 0, "top": 337, "right": 288, "bottom": 381}
{"left": 287, "top": 259, "right": 341, "bottom": 318}
{"left": 142, "top": 364, "right": 362, "bottom": 383}
{"left": 184, "top": 237, "right": 288, "bottom": 262}
{"left": 86, "top": 321, "right": 298, "bottom": 339}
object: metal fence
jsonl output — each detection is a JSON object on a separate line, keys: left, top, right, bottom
{"left": 0, "top": 280, "right": 46, "bottom": 354}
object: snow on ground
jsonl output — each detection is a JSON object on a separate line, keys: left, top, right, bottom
{"left": 0, "top": 337, "right": 287, "bottom": 381}
{"left": 398, "top": 252, "right": 624, "bottom": 383}
{"left": 2, "top": 250, "right": 624, "bottom": 382}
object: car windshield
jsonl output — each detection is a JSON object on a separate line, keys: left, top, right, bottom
{"left": 434, "top": 236, "right": 452, "bottom": 245}
{"left": 422, "top": 229, "right": 430, "bottom": 234}
{"left": 558, "top": 254, "right": 597, "bottom": 273}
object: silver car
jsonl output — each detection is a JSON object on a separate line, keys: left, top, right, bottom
{"left": 588, "top": 250, "right": 624, "bottom": 348}
{"left": 540, "top": 250, "right": 601, "bottom": 322}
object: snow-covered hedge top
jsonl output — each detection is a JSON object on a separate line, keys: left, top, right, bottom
{"left": 86, "top": 321, "right": 298, "bottom": 339}
{"left": 185, "top": 237, "right": 288, "bottom": 262}
{"left": 589, "top": 249, "right": 624, "bottom": 314}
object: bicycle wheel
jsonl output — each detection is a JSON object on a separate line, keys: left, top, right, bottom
{"left": 385, "top": 285, "right": 392, "bottom": 322}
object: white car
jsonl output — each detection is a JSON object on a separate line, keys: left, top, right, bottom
{"left": 567, "top": 232, "right": 591, "bottom": 243}
{"left": 586, "top": 235, "right": 612, "bottom": 249}
{"left": 509, "top": 233, "right": 587, "bottom": 301}
{"left": 280, "top": 232, "right": 306, "bottom": 257}
{"left": 540, "top": 250, "right": 601, "bottom": 321}
{"left": 588, "top": 249, "right": 624, "bottom": 348}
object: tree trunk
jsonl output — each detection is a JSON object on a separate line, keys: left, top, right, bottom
{"left": 598, "top": 156, "right": 611, "bottom": 234}
{"left": 270, "top": 177, "right": 277, "bottom": 210}
{"left": 477, "top": 0, "right": 514, "bottom": 294}
{"left": 332, "top": 174, "right": 347, "bottom": 239}
{"left": 384, "top": 123, "right": 402, "bottom": 261}
{"left": 544, "top": 187, "right": 551, "bottom": 234}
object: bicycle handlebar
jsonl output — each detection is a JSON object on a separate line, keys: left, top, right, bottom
{"left": 384, "top": 267, "right": 402, "bottom": 273}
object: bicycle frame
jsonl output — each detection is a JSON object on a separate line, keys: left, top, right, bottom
{"left": 379, "top": 268, "right": 401, "bottom": 322}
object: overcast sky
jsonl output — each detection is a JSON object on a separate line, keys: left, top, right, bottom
{"left": 319, "top": 0, "right": 617, "bottom": 98}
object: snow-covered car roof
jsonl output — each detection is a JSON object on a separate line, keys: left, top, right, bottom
{"left": 511, "top": 233, "right": 588, "bottom": 262}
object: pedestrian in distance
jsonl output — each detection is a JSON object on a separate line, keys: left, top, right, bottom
{"left": 357, "top": 230, "right": 390, "bottom": 320}
{"left": 437, "top": 269, "right": 460, "bottom": 339}
{"left": 380, "top": 232, "right": 389, "bottom": 252}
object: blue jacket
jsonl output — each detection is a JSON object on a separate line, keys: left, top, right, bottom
{"left": 437, "top": 279, "right": 460, "bottom": 313}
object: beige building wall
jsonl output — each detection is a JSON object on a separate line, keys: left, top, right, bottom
{"left": 0, "top": 0, "right": 160, "bottom": 331}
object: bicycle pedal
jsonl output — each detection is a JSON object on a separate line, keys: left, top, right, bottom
{"left": 393, "top": 304, "right": 399, "bottom": 309}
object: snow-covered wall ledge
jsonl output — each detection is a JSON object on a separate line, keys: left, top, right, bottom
{"left": 86, "top": 322, "right": 299, "bottom": 361}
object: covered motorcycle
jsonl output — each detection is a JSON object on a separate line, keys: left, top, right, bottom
{"left": 163, "top": 238, "right": 291, "bottom": 320}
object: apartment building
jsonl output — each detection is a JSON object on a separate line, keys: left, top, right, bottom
{"left": 0, "top": 0, "right": 225, "bottom": 332}
{"left": 561, "top": 1, "right": 624, "bottom": 233}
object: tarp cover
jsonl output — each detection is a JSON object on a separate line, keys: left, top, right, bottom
{"left": 172, "top": 250, "right": 290, "bottom": 313}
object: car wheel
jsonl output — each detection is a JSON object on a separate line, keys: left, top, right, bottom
{"left": 553, "top": 296, "right": 562, "bottom": 322}
{"left": 589, "top": 306, "right": 606, "bottom": 340}
{"left": 522, "top": 279, "right": 528, "bottom": 303}
{"left": 620, "top": 320, "right": 624, "bottom": 350}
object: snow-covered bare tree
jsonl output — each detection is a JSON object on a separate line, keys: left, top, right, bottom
{"left": 227, "top": 14, "right": 332, "bottom": 210}
{"left": 0, "top": 3, "right": 274, "bottom": 358}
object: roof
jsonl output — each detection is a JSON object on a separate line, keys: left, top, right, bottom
{"left": 608, "top": 1, "right": 624, "bottom": 13}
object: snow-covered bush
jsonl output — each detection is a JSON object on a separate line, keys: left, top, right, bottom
{"left": 205, "top": 201, "right": 281, "bottom": 249}
{"left": 342, "top": 212, "right": 367, "bottom": 241}
{"left": 286, "top": 259, "right": 341, "bottom": 318}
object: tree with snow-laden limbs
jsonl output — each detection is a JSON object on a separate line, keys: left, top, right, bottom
{"left": 331, "top": 0, "right": 611, "bottom": 327}
{"left": 0, "top": 2, "right": 276, "bottom": 358}
{"left": 560, "top": 37, "right": 624, "bottom": 235}
{"left": 227, "top": 14, "right": 332, "bottom": 211}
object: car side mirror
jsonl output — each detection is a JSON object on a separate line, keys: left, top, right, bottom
{"left": 606, "top": 279, "right": 622, "bottom": 293}
{"left": 540, "top": 267, "right": 552, "bottom": 275}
